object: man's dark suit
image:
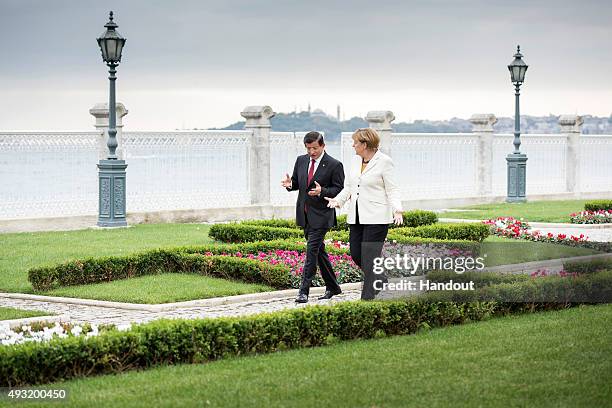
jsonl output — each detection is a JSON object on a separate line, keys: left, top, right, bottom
{"left": 286, "top": 152, "right": 345, "bottom": 295}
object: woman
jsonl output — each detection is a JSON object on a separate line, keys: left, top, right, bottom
{"left": 325, "top": 128, "right": 403, "bottom": 300}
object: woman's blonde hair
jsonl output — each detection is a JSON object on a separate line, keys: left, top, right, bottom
{"left": 352, "top": 128, "right": 380, "bottom": 150}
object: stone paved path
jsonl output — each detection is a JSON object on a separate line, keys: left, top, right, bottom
{"left": 0, "top": 290, "right": 367, "bottom": 326}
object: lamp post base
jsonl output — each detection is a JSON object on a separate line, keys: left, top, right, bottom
{"left": 506, "top": 153, "right": 527, "bottom": 203}
{"left": 97, "top": 159, "right": 128, "bottom": 227}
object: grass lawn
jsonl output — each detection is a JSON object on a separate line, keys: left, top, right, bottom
{"left": 23, "top": 304, "right": 612, "bottom": 408}
{"left": 0, "top": 223, "right": 213, "bottom": 293}
{"left": 480, "top": 236, "right": 600, "bottom": 266}
{"left": 0, "top": 306, "right": 51, "bottom": 321}
{"left": 443, "top": 199, "right": 589, "bottom": 222}
{"left": 43, "top": 274, "right": 273, "bottom": 304}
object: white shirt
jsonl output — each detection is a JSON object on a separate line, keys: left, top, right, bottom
{"left": 307, "top": 151, "right": 325, "bottom": 176}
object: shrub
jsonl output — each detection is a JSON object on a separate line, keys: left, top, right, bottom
{"left": 584, "top": 200, "right": 612, "bottom": 211}
{"left": 333, "top": 209, "right": 438, "bottom": 231}
{"left": 27, "top": 240, "right": 358, "bottom": 292}
{"left": 563, "top": 258, "right": 612, "bottom": 274}
{"left": 426, "top": 270, "right": 530, "bottom": 287}
{"left": 29, "top": 252, "right": 291, "bottom": 291}
{"left": 240, "top": 219, "right": 299, "bottom": 229}
{"left": 209, "top": 224, "right": 303, "bottom": 243}
{"left": 393, "top": 223, "right": 490, "bottom": 242}
{"left": 418, "top": 270, "right": 612, "bottom": 307}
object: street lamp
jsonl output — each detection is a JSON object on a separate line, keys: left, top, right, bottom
{"left": 506, "top": 45, "right": 528, "bottom": 203}
{"left": 96, "top": 11, "right": 128, "bottom": 227}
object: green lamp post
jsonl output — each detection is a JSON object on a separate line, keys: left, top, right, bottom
{"left": 96, "top": 11, "right": 128, "bottom": 227}
{"left": 506, "top": 45, "right": 528, "bottom": 203}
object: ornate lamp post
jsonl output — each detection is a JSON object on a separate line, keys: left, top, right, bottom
{"left": 506, "top": 45, "right": 528, "bottom": 203}
{"left": 96, "top": 11, "right": 127, "bottom": 226}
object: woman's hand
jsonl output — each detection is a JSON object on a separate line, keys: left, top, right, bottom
{"left": 393, "top": 211, "right": 404, "bottom": 226}
{"left": 325, "top": 197, "right": 340, "bottom": 208}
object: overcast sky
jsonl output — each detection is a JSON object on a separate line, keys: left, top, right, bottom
{"left": 1, "top": 0, "right": 610, "bottom": 130}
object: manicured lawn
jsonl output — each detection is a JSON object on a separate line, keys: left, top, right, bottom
{"left": 0, "top": 306, "right": 51, "bottom": 321}
{"left": 0, "top": 223, "right": 212, "bottom": 293}
{"left": 44, "top": 274, "right": 273, "bottom": 304}
{"left": 444, "top": 199, "right": 588, "bottom": 222}
{"left": 26, "top": 304, "right": 612, "bottom": 408}
{"left": 481, "top": 236, "right": 599, "bottom": 266}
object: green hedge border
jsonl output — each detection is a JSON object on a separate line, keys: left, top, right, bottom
{"left": 584, "top": 200, "right": 612, "bottom": 211}
{"left": 29, "top": 252, "right": 291, "bottom": 291}
{"left": 238, "top": 210, "right": 439, "bottom": 231}
{"left": 3, "top": 271, "right": 610, "bottom": 386}
{"left": 209, "top": 222, "right": 489, "bottom": 244}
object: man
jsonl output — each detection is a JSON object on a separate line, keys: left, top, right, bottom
{"left": 281, "top": 131, "right": 345, "bottom": 303}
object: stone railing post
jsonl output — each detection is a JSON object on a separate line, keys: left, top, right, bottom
{"left": 470, "top": 113, "right": 497, "bottom": 197}
{"left": 241, "top": 106, "right": 275, "bottom": 205}
{"left": 559, "top": 115, "right": 584, "bottom": 195}
{"left": 366, "top": 111, "right": 394, "bottom": 155}
{"left": 89, "top": 102, "right": 128, "bottom": 160}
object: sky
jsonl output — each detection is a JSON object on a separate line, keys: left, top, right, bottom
{"left": 0, "top": 0, "right": 611, "bottom": 130}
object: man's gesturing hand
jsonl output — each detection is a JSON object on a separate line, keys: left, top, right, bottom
{"left": 324, "top": 197, "right": 340, "bottom": 208}
{"left": 308, "top": 181, "right": 322, "bottom": 196}
{"left": 281, "top": 173, "right": 292, "bottom": 189}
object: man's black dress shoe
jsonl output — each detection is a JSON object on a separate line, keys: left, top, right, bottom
{"left": 318, "top": 289, "right": 342, "bottom": 300}
{"left": 295, "top": 293, "right": 308, "bottom": 303}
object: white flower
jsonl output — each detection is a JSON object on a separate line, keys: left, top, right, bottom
{"left": 70, "top": 325, "right": 83, "bottom": 336}
{"left": 116, "top": 323, "right": 132, "bottom": 332}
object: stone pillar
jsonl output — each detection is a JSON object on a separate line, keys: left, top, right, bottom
{"left": 90, "top": 102, "right": 128, "bottom": 160}
{"left": 241, "top": 106, "right": 275, "bottom": 205}
{"left": 366, "top": 111, "right": 395, "bottom": 155}
{"left": 470, "top": 114, "right": 497, "bottom": 197}
{"left": 559, "top": 115, "right": 584, "bottom": 195}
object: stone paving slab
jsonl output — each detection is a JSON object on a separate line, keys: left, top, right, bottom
{"left": 0, "top": 290, "right": 364, "bottom": 326}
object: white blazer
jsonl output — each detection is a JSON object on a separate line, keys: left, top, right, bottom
{"left": 335, "top": 150, "right": 403, "bottom": 224}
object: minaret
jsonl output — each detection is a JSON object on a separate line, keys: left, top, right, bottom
{"left": 308, "top": 103, "right": 311, "bottom": 114}
{"left": 337, "top": 105, "right": 341, "bottom": 122}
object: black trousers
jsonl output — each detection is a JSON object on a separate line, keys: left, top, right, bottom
{"left": 299, "top": 214, "right": 342, "bottom": 295}
{"left": 349, "top": 202, "right": 389, "bottom": 300}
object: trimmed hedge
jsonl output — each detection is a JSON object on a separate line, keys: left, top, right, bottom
{"left": 224, "top": 210, "right": 438, "bottom": 234}
{"left": 333, "top": 209, "right": 438, "bottom": 231}
{"left": 564, "top": 257, "right": 612, "bottom": 274}
{"left": 27, "top": 239, "right": 354, "bottom": 292}
{"left": 3, "top": 271, "right": 611, "bottom": 386}
{"left": 29, "top": 252, "right": 291, "bottom": 291}
{"left": 177, "top": 239, "right": 347, "bottom": 256}
{"left": 419, "top": 270, "right": 612, "bottom": 306}
{"left": 426, "top": 270, "right": 530, "bottom": 287}
{"left": 210, "top": 222, "right": 487, "bottom": 244}
{"left": 240, "top": 219, "right": 299, "bottom": 229}
{"left": 584, "top": 200, "right": 612, "bottom": 211}
{"left": 209, "top": 224, "right": 303, "bottom": 243}
{"left": 392, "top": 223, "right": 490, "bottom": 242}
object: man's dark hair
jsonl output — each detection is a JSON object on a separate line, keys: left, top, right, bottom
{"left": 303, "top": 131, "right": 324, "bottom": 146}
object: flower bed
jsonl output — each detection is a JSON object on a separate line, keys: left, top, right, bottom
{"left": 570, "top": 210, "right": 612, "bottom": 224}
{"left": 0, "top": 322, "right": 123, "bottom": 347}
{"left": 205, "top": 246, "right": 362, "bottom": 288}
{"left": 483, "top": 217, "right": 589, "bottom": 244}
